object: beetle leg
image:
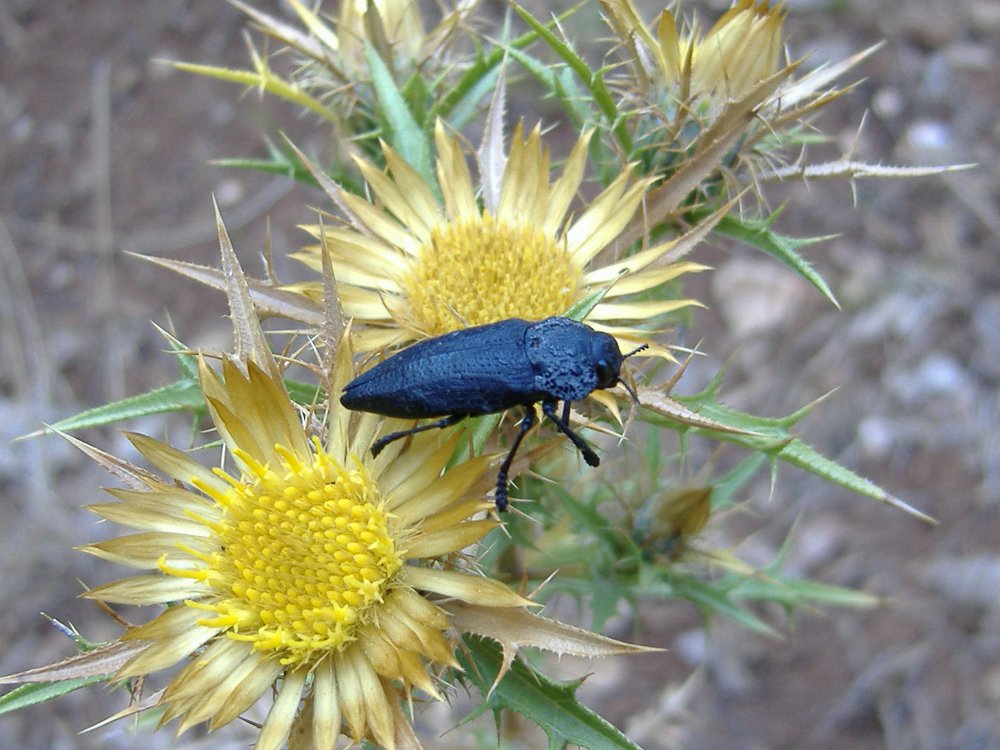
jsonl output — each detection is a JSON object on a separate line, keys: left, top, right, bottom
{"left": 541, "top": 398, "right": 600, "bottom": 467}
{"left": 494, "top": 406, "right": 536, "bottom": 512}
{"left": 561, "top": 399, "right": 571, "bottom": 424}
{"left": 370, "top": 413, "right": 466, "bottom": 457}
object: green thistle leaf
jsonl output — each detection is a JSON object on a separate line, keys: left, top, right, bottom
{"left": 0, "top": 678, "right": 109, "bottom": 715}
{"left": 45, "top": 379, "right": 204, "bottom": 434}
{"left": 458, "top": 636, "right": 644, "bottom": 750}
{"left": 705, "top": 211, "right": 840, "bottom": 308}
{"left": 366, "top": 46, "right": 435, "bottom": 190}
{"left": 513, "top": 5, "right": 632, "bottom": 155}
{"left": 644, "top": 386, "right": 934, "bottom": 522}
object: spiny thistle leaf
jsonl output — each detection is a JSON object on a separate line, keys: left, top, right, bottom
{"left": 366, "top": 46, "right": 435, "bottom": 189}
{"left": 443, "top": 55, "right": 505, "bottom": 130}
{"left": 639, "top": 573, "right": 781, "bottom": 638}
{"left": 0, "top": 638, "right": 148, "bottom": 716}
{"left": 457, "top": 636, "right": 645, "bottom": 750}
{"left": 40, "top": 369, "right": 317, "bottom": 438}
{"left": 640, "top": 388, "right": 764, "bottom": 435}
{"left": 284, "top": 0, "right": 342, "bottom": 60}
{"left": 712, "top": 453, "right": 768, "bottom": 511}
{"left": 623, "top": 61, "right": 800, "bottom": 236}
{"left": 38, "top": 335, "right": 203, "bottom": 435}
{"left": 80, "top": 690, "right": 165, "bottom": 734}
{"left": 477, "top": 58, "right": 509, "bottom": 215}
{"left": 0, "top": 678, "right": 110, "bottom": 715}
{"left": 761, "top": 159, "right": 976, "bottom": 183}
{"left": 649, "top": 389, "right": 935, "bottom": 523}
{"left": 449, "top": 603, "right": 658, "bottom": 662}
{"left": 137, "top": 253, "right": 324, "bottom": 325}
{"left": 729, "top": 572, "right": 880, "bottom": 611}
{"left": 705, "top": 210, "right": 839, "bottom": 307}
{"left": 0, "top": 641, "right": 146, "bottom": 687}
{"left": 41, "top": 379, "right": 204, "bottom": 434}
{"left": 230, "top": 0, "right": 328, "bottom": 63}
{"left": 210, "top": 138, "right": 321, "bottom": 185}
{"left": 778, "top": 43, "right": 884, "bottom": 109}
{"left": 431, "top": 6, "right": 572, "bottom": 126}
{"left": 564, "top": 283, "right": 617, "bottom": 322}
{"left": 214, "top": 200, "right": 277, "bottom": 378}
{"left": 505, "top": 46, "right": 594, "bottom": 129}
{"left": 514, "top": 4, "right": 632, "bottom": 154}
{"left": 774, "top": 439, "right": 935, "bottom": 523}
{"left": 463, "top": 413, "right": 503, "bottom": 459}
{"left": 168, "top": 61, "right": 339, "bottom": 124}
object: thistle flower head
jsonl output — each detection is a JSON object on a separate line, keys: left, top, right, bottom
{"left": 235, "top": 0, "right": 473, "bottom": 92}
{"left": 331, "top": 0, "right": 427, "bottom": 72}
{"left": 81, "top": 334, "right": 524, "bottom": 748}
{"left": 289, "top": 120, "right": 707, "bottom": 359}
{"left": 604, "top": 0, "right": 786, "bottom": 104}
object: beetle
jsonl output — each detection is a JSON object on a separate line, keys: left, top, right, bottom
{"left": 340, "top": 316, "right": 646, "bottom": 511}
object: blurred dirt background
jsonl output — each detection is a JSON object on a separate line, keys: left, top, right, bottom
{"left": 1, "top": 1, "right": 997, "bottom": 748}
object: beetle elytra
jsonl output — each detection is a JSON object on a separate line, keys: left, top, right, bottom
{"left": 340, "top": 317, "right": 645, "bottom": 511}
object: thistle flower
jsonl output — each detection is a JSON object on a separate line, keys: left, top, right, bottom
{"left": 240, "top": 0, "right": 465, "bottom": 77}
{"left": 597, "top": 0, "right": 926, "bottom": 219}
{"left": 603, "top": 0, "right": 786, "bottom": 103}
{"left": 330, "top": 0, "right": 427, "bottom": 71}
{"left": 79, "top": 337, "right": 525, "bottom": 748}
{"left": 289, "top": 120, "right": 707, "bottom": 358}
{"left": 174, "top": 0, "right": 475, "bottom": 150}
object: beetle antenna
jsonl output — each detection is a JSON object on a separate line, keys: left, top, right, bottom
{"left": 618, "top": 377, "right": 641, "bottom": 405}
{"left": 623, "top": 343, "right": 649, "bottom": 359}
{"left": 619, "top": 343, "right": 647, "bottom": 404}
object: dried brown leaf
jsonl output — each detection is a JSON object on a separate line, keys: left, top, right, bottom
{"left": 137, "top": 254, "right": 323, "bottom": 326}
{"left": 639, "top": 387, "right": 764, "bottom": 435}
{"left": 0, "top": 640, "right": 147, "bottom": 685}
{"left": 230, "top": 0, "right": 328, "bottom": 62}
{"left": 445, "top": 600, "right": 660, "bottom": 693}
{"left": 57, "top": 431, "right": 159, "bottom": 490}
{"left": 81, "top": 688, "right": 165, "bottom": 733}
{"left": 477, "top": 59, "right": 509, "bottom": 215}
{"left": 213, "top": 200, "right": 277, "bottom": 378}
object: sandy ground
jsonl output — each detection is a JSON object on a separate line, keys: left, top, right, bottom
{"left": 1, "top": 1, "right": 997, "bottom": 748}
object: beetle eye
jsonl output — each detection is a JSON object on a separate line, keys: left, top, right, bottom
{"left": 590, "top": 332, "right": 624, "bottom": 389}
{"left": 595, "top": 359, "right": 616, "bottom": 388}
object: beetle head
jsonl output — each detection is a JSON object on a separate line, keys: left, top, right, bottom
{"left": 593, "top": 335, "right": 648, "bottom": 402}
{"left": 591, "top": 333, "right": 625, "bottom": 390}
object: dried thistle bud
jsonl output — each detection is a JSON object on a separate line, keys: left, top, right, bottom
{"left": 633, "top": 485, "right": 713, "bottom": 559}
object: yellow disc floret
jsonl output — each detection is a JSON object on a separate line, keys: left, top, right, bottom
{"left": 174, "top": 441, "right": 401, "bottom": 666}
{"left": 404, "top": 212, "right": 580, "bottom": 335}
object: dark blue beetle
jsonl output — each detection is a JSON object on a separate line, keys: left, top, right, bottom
{"left": 340, "top": 317, "right": 645, "bottom": 511}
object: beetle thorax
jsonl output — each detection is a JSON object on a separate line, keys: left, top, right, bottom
{"left": 403, "top": 213, "right": 581, "bottom": 335}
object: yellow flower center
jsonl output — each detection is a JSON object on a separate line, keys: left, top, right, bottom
{"left": 404, "top": 212, "right": 580, "bottom": 335}
{"left": 187, "top": 447, "right": 401, "bottom": 666}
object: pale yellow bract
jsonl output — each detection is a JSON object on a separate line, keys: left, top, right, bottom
{"left": 289, "top": 120, "right": 707, "bottom": 359}
{"left": 328, "top": 0, "right": 425, "bottom": 71}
